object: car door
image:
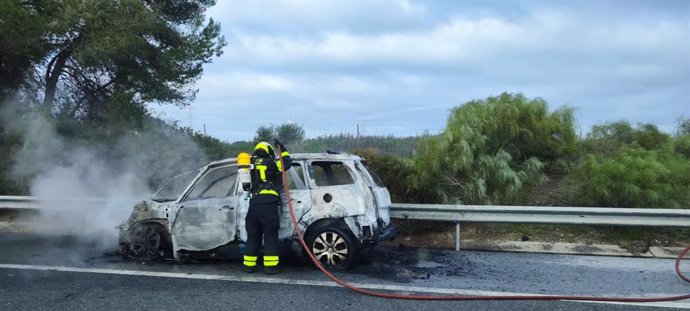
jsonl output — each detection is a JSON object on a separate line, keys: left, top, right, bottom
{"left": 306, "top": 160, "right": 366, "bottom": 219}
{"left": 279, "top": 161, "right": 312, "bottom": 240}
{"left": 236, "top": 161, "right": 312, "bottom": 242}
{"left": 172, "top": 164, "right": 239, "bottom": 251}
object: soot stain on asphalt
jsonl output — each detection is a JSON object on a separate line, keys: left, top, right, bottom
{"left": 16, "top": 234, "right": 482, "bottom": 283}
{"left": 351, "top": 246, "right": 475, "bottom": 283}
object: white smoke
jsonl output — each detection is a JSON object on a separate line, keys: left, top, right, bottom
{"left": 4, "top": 105, "right": 209, "bottom": 253}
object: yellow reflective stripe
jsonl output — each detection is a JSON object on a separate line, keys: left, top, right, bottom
{"left": 276, "top": 160, "right": 282, "bottom": 172}
{"left": 263, "top": 255, "right": 279, "bottom": 266}
{"left": 256, "top": 164, "right": 267, "bottom": 181}
{"left": 259, "top": 189, "right": 279, "bottom": 196}
{"left": 281, "top": 151, "right": 289, "bottom": 157}
{"left": 243, "top": 255, "right": 258, "bottom": 267}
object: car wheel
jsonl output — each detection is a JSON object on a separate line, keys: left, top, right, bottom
{"left": 129, "top": 224, "right": 167, "bottom": 261}
{"left": 307, "top": 226, "right": 357, "bottom": 270}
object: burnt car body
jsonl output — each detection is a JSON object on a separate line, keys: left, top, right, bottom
{"left": 118, "top": 153, "right": 395, "bottom": 269}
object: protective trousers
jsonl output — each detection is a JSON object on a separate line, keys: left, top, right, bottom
{"left": 243, "top": 201, "right": 280, "bottom": 269}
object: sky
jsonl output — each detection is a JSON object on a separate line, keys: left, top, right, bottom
{"left": 152, "top": 0, "right": 690, "bottom": 142}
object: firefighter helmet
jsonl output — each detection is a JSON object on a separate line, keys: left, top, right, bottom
{"left": 254, "top": 141, "right": 276, "bottom": 157}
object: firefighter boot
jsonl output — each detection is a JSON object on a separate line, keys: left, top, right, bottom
{"left": 264, "top": 265, "right": 280, "bottom": 275}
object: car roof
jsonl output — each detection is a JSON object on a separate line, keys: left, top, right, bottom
{"left": 206, "top": 152, "right": 363, "bottom": 167}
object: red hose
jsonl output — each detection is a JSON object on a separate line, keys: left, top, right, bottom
{"left": 677, "top": 244, "right": 690, "bottom": 284}
{"left": 277, "top": 148, "right": 690, "bottom": 302}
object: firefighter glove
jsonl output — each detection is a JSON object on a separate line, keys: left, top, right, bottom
{"left": 274, "top": 139, "right": 286, "bottom": 152}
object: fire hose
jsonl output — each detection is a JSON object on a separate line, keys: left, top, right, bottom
{"left": 276, "top": 147, "right": 690, "bottom": 302}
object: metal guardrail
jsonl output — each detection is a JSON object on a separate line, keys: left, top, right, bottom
{"left": 0, "top": 196, "right": 42, "bottom": 210}
{"left": 0, "top": 196, "right": 107, "bottom": 211}
{"left": 3, "top": 196, "right": 689, "bottom": 251}
{"left": 390, "top": 203, "right": 690, "bottom": 251}
{"left": 390, "top": 203, "right": 690, "bottom": 227}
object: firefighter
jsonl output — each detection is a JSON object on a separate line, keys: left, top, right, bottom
{"left": 243, "top": 139, "right": 292, "bottom": 274}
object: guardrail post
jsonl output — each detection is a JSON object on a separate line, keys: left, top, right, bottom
{"left": 455, "top": 221, "right": 460, "bottom": 251}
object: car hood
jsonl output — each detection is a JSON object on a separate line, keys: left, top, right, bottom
{"left": 119, "top": 199, "right": 173, "bottom": 231}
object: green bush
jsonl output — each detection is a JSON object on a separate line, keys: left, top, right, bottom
{"left": 355, "top": 149, "right": 432, "bottom": 203}
{"left": 577, "top": 146, "right": 690, "bottom": 208}
{"left": 673, "top": 135, "right": 690, "bottom": 158}
{"left": 191, "top": 131, "right": 231, "bottom": 161}
{"left": 412, "top": 92, "right": 575, "bottom": 204}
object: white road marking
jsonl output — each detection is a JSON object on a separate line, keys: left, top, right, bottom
{"left": 0, "top": 263, "right": 688, "bottom": 309}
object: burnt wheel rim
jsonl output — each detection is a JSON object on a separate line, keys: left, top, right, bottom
{"left": 131, "top": 227, "right": 162, "bottom": 260}
{"left": 312, "top": 231, "right": 349, "bottom": 268}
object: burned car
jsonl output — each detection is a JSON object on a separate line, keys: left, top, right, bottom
{"left": 118, "top": 153, "right": 395, "bottom": 269}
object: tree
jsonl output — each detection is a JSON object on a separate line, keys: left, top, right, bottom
{"left": 0, "top": 1, "right": 228, "bottom": 195}
{"left": 4, "top": 0, "right": 225, "bottom": 122}
{"left": 412, "top": 93, "right": 576, "bottom": 204}
{"left": 583, "top": 121, "right": 670, "bottom": 154}
{"left": 253, "top": 123, "right": 306, "bottom": 145}
{"left": 0, "top": 1, "right": 49, "bottom": 100}
{"left": 679, "top": 118, "right": 690, "bottom": 136}
{"left": 254, "top": 125, "right": 275, "bottom": 143}
{"left": 276, "top": 123, "right": 305, "bottom": 145}
{"left": 589, "top": 121, "right": 635, "bottom": 144}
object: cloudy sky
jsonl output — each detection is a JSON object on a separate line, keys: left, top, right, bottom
{"left": 153, "top": 0, "right": 689, "bottom": 142}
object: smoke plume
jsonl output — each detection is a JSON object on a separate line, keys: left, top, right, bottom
{"left": 3, "top": 103, "right": 209, "bottom": 253}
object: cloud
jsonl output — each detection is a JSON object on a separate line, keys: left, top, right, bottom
{"left": 155, "top": 0, "right": 689, "bottom": 141}
{"left": 200, "top": 72, "right": 295, "bottom": 95}
{"left": 216, "top": 9, "right": 687, "bottom": 70}
{"left": 217, "top": 16, "right": 522, "bottom": 68}
{"left": 209, "top": 0, "right": 430, "bottom": 36}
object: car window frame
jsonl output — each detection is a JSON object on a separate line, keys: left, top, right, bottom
{"left": 287, "top": 161, "right": 308, "bottom": 190}
{"left": 306, "top": 160, "right": 356, "bottom": 188}
{"left": 182, "top": 164, "right": 238, "bottom": 202}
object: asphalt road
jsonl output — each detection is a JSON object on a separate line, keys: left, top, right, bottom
{"left": 0, "top": 232, "right": 688, "bottom": 311}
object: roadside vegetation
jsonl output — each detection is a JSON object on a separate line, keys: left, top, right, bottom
{"left": 1, "top": 0, "right": 228, "bottom": 193}
{"left": 2, "top": 1, "right": 688, "bottom": 249}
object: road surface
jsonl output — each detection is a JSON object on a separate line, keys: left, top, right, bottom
{"left": 0, "top": 232, "right": 688, "bottom": 310}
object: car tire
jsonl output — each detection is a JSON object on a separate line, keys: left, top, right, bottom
{"left": 306, "top": 225, "right": 357, "bottom": 270}
{"left": 128, "top": 224, "right": 169, "bottom": 261}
